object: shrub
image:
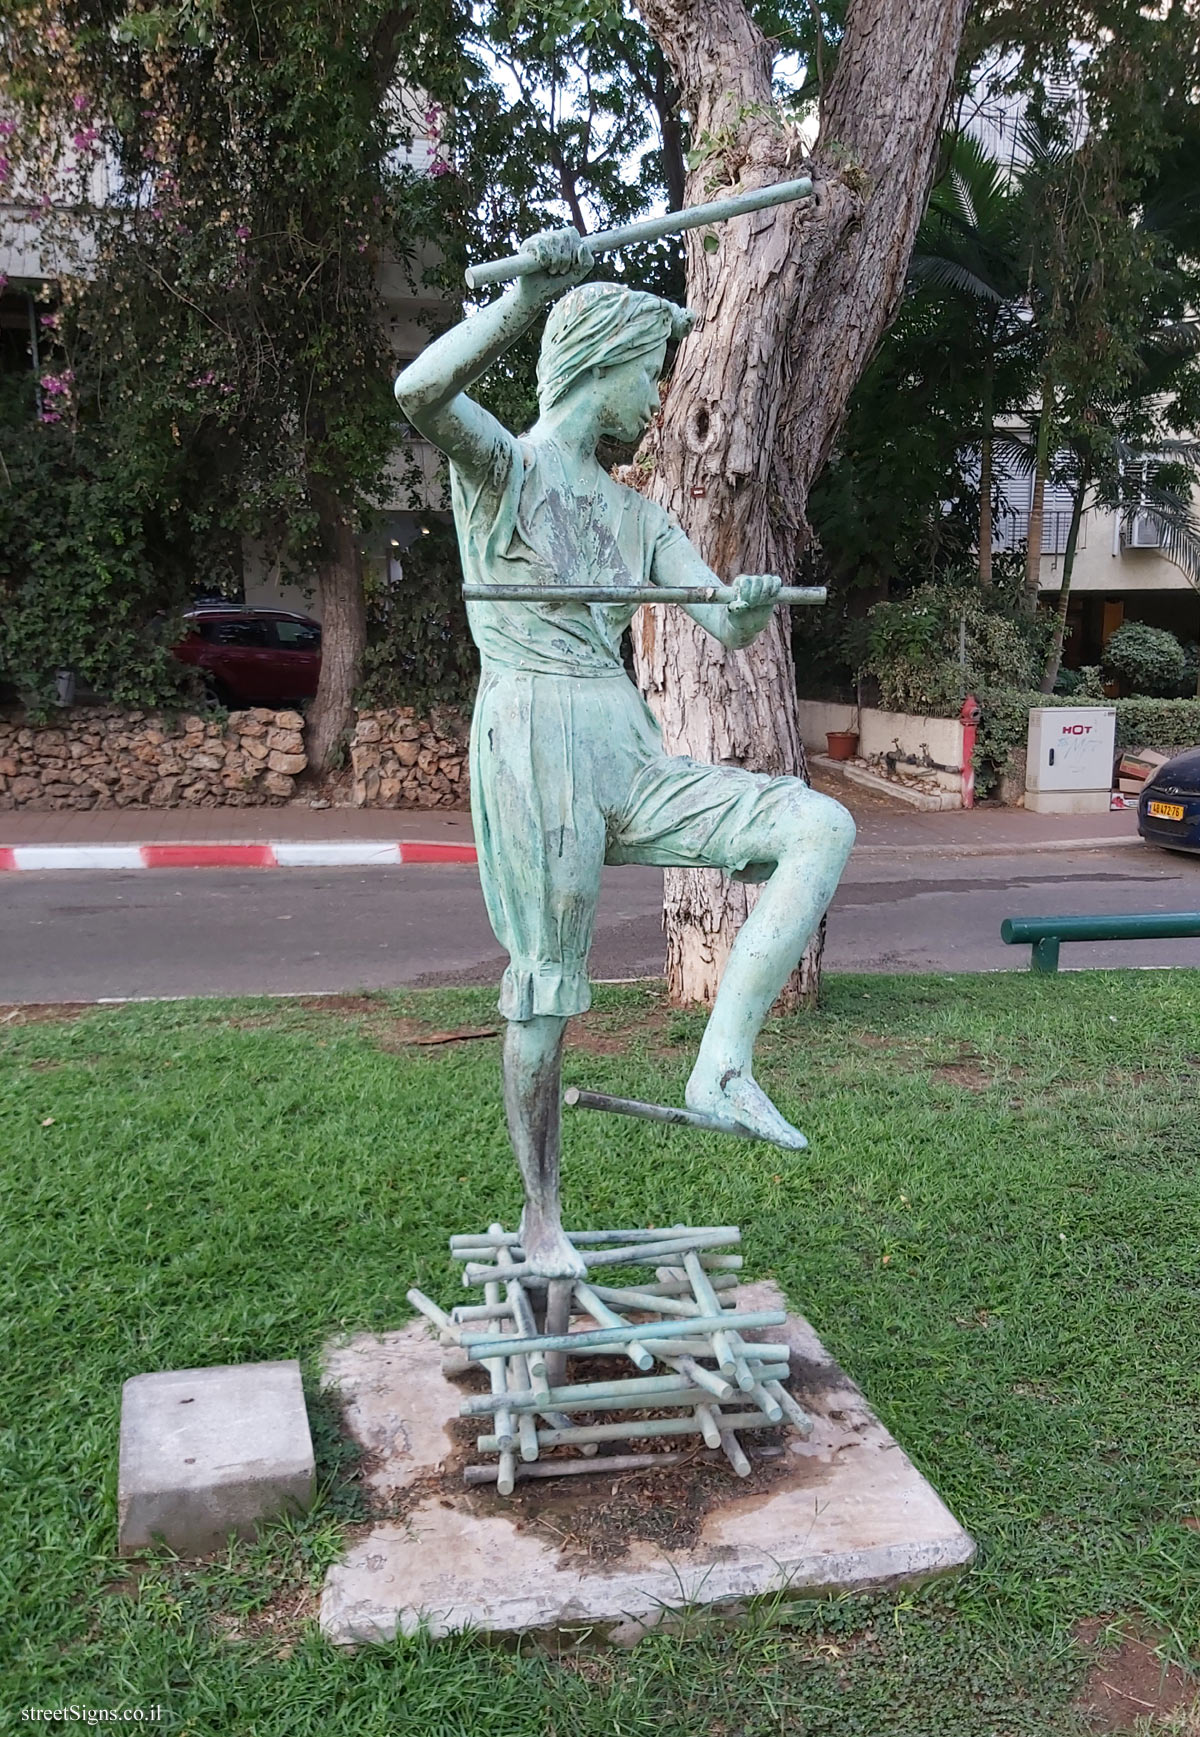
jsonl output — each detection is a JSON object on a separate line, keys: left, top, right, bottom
{"left": 974, "top": 687, "right": 1200, "bottom": 794}
{"left": 864, "top": 578, "right": 1048, "bottom": 714}
{"left": 356, "top": 521, "right": 477, "bottom": 712}
{"left": 1102, "top": 621, "right": 1189, "bottom": 696}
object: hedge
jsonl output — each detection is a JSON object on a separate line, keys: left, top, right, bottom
{"left": 974, "top": 688, "right": 1200, "bottom": 793}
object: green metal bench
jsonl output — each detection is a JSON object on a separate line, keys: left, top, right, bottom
{"left": 1000, "top": 912, "right": 1200, "bottom": 972}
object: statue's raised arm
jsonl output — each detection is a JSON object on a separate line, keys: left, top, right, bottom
{"left": 394, "top": 230, "right": 594, "bottom": 480}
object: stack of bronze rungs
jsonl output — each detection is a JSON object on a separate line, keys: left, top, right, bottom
{"left": 408, "top": 1223, "right": 811, "bottom": 1494}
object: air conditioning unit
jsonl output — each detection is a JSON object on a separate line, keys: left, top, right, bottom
{"left": 1126, "top": 512, "right": 1163, "bottom": 549}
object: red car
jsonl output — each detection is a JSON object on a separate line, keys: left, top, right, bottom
{"left": 174, "top": 606, "right": 322, "bottom": 708}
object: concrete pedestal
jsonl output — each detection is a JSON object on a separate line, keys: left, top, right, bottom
{"left": 319, "top": 1283, "right": 974, "bottom": 1643}
{"left": 118, "top": 1360, "right": 315, "bottom": 1556}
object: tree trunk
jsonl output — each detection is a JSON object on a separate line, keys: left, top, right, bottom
{"left": 979, "top": 349, "right": 995, "bottom": 586}
{"left": 1023, "top": 381, "right": 1054, "bottom": 616}
{"left": 1039, "top": 479, "right": 1086, "bottom": 693}
{"left": 631, "top": 0, "right": 971, "bottom": 1008}
{"left": 304, "top": 474, "right": 367, "bottom": 775}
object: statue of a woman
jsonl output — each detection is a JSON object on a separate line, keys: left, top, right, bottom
{"left": 396, "top": 230, "right": 854, "bottom": 1278}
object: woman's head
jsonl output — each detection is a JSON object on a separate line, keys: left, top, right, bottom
{"left": 536, "top": 283, "right": 693, "bottom": 435}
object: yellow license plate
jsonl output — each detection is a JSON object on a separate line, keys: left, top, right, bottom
{"left": 1148, "top": 800, "right": 1185, "bottom": 820}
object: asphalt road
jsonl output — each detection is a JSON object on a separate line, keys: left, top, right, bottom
{"left": 3, "top": 840, "right": 1200, "bottom": 1003}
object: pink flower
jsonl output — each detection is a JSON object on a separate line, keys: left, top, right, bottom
{"left": 235, "top": 225, "right": 251, "bottom": 239}
{"left": 0, "top": 119, "right": 16, "bottom": 137}
{"left": 73, "top": 92, "right": 88, "bottom": 111}
{"left": 430, "top": 157, "right": 452, "bottom": 177}
{"left": 39, "top": 410, "right": 62, "bottom": 424}
{"left": 72, "top": 128, "right": 99, "bottom": 151}
{"left": 0, "top": 273, "right": 8, "bottom": 292}
{"left": 39, "top": 313, "right": 59, "bottom": 330}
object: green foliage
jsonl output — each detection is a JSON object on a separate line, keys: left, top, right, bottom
{"left": 1, "top": 0, "right": 468, "bottom": 705}
{"left": 0, "top": 385, "right": 191, "bottom": 709}
{"left": 1051, "top": 663, "right": 1104, "bottom": 698}
{"left": 863, "top": 576, "right": 1049, "bottom": 714}
{"left": 5, "top": 975, "right": 1200, "bottom": 1727}
{"left": 357, "top": 522, "right": 478, "bottom": 711}
{"left": 1102, "top": 620, "right": 1190, "bottom": 697}
{"left": 974, "top": 686, "right": 1200, "bottom": 792}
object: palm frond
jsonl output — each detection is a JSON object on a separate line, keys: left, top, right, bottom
{"left": 907, "top": 254, "right": 1007, "bottom": 303}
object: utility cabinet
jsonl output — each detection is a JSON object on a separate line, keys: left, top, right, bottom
{"left": 1025, "top": 706, "right": 1116, "bottom": 814}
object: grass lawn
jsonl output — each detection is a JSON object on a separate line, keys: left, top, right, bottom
{"left": 3, "top": 970, "right": 1200, "bottom": 1735}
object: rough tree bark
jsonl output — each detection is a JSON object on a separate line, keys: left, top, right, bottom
{"left": 630, "top": 0, "right": 971, "bottom": 1008}
{"left": 305, "top": 473, "right": 368, "bottom": 774}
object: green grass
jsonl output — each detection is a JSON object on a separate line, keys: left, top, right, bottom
{"left": 3, "top": 972, "right": 1200, "bottom": 1734}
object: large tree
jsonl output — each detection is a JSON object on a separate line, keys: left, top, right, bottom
{"left": 626, "top": 0, "right": 971, "bottom": 1007}
{"left": 1, "top": 0, "right": 464, "bottom": 763}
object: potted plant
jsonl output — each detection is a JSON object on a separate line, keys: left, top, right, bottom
{"left": 825, "top": 681, "right": 861, "bottom": 760}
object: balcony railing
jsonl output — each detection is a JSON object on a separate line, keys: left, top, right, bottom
{"left": 993, "top": 508, "right": 1084, "bottom": 556}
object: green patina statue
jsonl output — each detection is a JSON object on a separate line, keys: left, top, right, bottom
{"left": 396, "top": 229, "right": 854, "bottom": 1281}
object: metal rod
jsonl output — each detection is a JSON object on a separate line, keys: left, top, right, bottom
{"left": 719, "top": 1429, "right": 752, "bottom": 1478}
{"left": 694, "top": 1404, "right": 723, "bottom": 1449}
{"left": 764, "top": 1379, "right": 814, "bottom": 1437}
{"left": 460, "top": 1369, "right": 705, "bottom": 1417}
{"left": 450, "top": 1227, "right": 728, "bottom": 1250}
{"left": 574, "top": 1280, "right": 655, "bottom": 1372}
{"left": 453, "top": 1225, "right": 740, "bottom": 1263}
{"left": 461, "top": 1307, "right": 785, "bottom": 1361}
{"left": 481, "top": 1274, "right": 515, "bottom": 1455}
{"left": 406, "top": 1288, "right": 457, "bottom": 1334}
{"left": 464, "top": 1451, "right": 695, "bottom": 1485}
{"left": 544, "top": 1277, "right": 573, "bottom": 1389}
{"left": 463, "top": 1229, "right": 741, "bottom": 1286}
{"left": 463, "top": 584, "right": 825, "bottom": 607}
{"left": 464, "top": 174, "right": 814, "bottom": 288}
{"left": 477, "top": 1408, "right": 775, "bottom": 1454}
{"left": 564, "top": 1087, "right": 775, "bottom": 1142}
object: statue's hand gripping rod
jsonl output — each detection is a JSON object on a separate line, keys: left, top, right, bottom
{"left": 464, "top": 176, "right": 814, "bottom": 291}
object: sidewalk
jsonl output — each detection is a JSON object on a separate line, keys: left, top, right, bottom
{"left": 0, "top": 780, "right": 1141, "bottom": 867}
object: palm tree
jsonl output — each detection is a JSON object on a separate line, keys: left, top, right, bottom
{"left": 910, "top": 133, "right": 1031, "bottom": 585}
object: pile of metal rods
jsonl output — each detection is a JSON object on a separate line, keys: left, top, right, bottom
{"left": 408, "top": 1223, "right": 812, "bottom": 1494}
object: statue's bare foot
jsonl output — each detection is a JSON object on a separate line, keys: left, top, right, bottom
{"left": 686, "top": 1064, "right": 809, "bottom": 1151}
{"left": 518, "top": 1218, "right": 588, "bottom": 1279}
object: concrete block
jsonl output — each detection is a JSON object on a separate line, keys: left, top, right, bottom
{"left": 319, "top": 1283, "right": 974, "bottom": 1643}
{"left": 118, "top": 1360, "right": 315, "bottom": 1556}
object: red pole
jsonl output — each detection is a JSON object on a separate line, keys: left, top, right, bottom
{"left": 960, "top": 695, "right": 980, "bottom": 809}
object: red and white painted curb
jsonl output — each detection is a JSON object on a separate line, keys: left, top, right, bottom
{"left": 0, "top": 840, "right": 478, "bottom": 872}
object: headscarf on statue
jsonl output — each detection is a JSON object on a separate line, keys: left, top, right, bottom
{"left": 536, "top": 283, "right": 694, "bottom": 413}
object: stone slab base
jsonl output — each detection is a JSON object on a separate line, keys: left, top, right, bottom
{"left": 319, "top": 1283, "right": 974, "bottom": 1643}
{"left": 118, "top": 1360, "right": 315, "bottom": 1556}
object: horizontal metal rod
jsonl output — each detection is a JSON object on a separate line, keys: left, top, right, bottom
{"left": 451, "top": 1225, "right": 739, "bottom": 1260}
{"left": 564, "top": 1087, "right": 777, "bottom": 1142}
{"left": 448, "top": 1226, "right": 728, "bottom": 1250}
{"left": 462, "top": 1229, "right": 741, "bottom": 1286}
{"left": 1001, "top": 910, "right": 1200, "bottom": 945}
{"left": 459, "top": 1362, "right": 785, "bottom": 1417}
{"left": 462, "top": 1307, "right": 785, "bottom": 1360}
{"left": 463, "top": 584, "right": 825, "bottom": 607}
{"left": 465, "top": 175, "right": 814, "bottom": 289}
{"left": 477, "top": 1407, "right": 778, "bottom": 1453}
{"left": 464, "top": 1450, "right": 694, "bottom": 1484}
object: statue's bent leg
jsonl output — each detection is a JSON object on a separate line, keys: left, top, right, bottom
{"left": 685, "top": 788, "right": 856, "bottom": 1148}
{"left": 504, "top": 1014, "right": 587, "bottom": 1278}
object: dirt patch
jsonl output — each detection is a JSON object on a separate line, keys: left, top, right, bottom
{"left": 427, "top": 1356, "right": 803, "bottom": 1569}
{"left": 565, "top": 1003, "right": 688, "bottom": 1060}
{"left": 295, "top": 993, "right": 390, "bottom": 1015}
{"left": 930, "top": 1060, "right": 994, "bottom": 1091}
{"left": 0, "top": 1002, "right": 98, "bottom": 1027}
{"left": 1074, "top": 1618, "right": 1198, "bottom": 1730}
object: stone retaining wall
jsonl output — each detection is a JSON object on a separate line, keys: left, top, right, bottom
{"left": 348, "top": 706, "right": 468, "bottom": 809}
{"left": 0, "top": 707, "right": 307, "bottom": 810}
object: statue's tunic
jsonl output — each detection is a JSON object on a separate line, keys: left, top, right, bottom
{"left": 452, "top": 427, "right": 808, "bottom": 1021}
